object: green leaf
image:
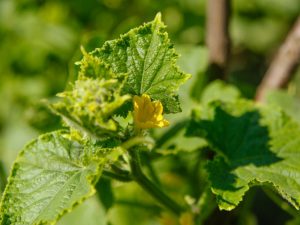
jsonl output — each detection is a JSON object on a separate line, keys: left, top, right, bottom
{"left": 200, "top": 80, "right": 241, "bottom": 105}
{"left": 0, "top": 131, "right": 106, "bottom": 225}
{"left": 52, "top": 77, "right": 130, "bottom": 138}
{"left": 96, "top": 178, "right": 115, "bottom": 212}
{"left": 92, "top": 13, "right": 190, "bottom": 113}
{"left": 265, "top": 89, "right": 300, "bottom": 124}
{"left": 187, "top": 100, "right": 300, "bottom": 211}
{"left": 76, "top": 47, "right": 118, "bottom": 80}
{"left": 57, "top": 196, "right": 107, "bottom": 225}
{"left": 286, "top": 217, "right": 300, "bottom": 225}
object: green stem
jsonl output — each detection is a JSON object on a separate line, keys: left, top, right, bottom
{"left": 195, "top": 186, "right": 216, "bottom": 225}
{"left": 121, "top": 136, "right": 154, "bottom": 150}
{"left": 116, "top": 199, "right": 162, "bottom": 213}
{"left": 129, "top": 149, "right": 183, "bottom": 215}
{"left": 103, "top": 169, "right": 132, "bottom": 182}
{"left": 155, "top": 119, "right": 189, "bottom": 149}
{"left": 143, "top": 152, "right": 161, "bottom": 186}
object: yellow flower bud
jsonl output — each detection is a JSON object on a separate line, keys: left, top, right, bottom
{"left": 133, "top": 94, "right": 169, "bottom": 129}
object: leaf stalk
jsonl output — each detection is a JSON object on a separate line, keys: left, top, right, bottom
{"left": 128, "top": 148, "right": 183, "bottom": 215}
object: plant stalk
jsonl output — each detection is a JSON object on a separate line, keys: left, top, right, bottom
{"left": 128, "top": 149, "right": 183, "bottom": 215}
{"left": 103, "top": 169, "right": 132, "bottom": 182}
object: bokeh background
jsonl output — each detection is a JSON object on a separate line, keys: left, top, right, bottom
{"left": 0, "top": 0, "right": 300, "bottom": 224}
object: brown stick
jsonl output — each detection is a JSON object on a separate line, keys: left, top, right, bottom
{"left": 256, "top": 17, "right": 300, "bottom": 102}
{"left": 206, "top": 0, "right": 231, "bottom": 80}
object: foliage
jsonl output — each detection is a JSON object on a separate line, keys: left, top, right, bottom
{"left": 1, "top": 1, "right": 300, "bottom": 225}
{"left": 187, "top": 99, "right": 300, "bottom": 210}
{"left": 0, "top": 15, "right": 190, "bottom": 224}
{"left": 0, "top": 131, "right": 108, "bottom": 224}
{"left": 93, "top": 13, "right": 190, "bottom": 113}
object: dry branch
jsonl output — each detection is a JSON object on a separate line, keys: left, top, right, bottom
{"left": 206, "top": 0, "right": 231, "bottom": 80}
{"left": 256, "top": 17, "right": 300, "bottom": 102}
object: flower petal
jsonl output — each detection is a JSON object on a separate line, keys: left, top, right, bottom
{"left": 133, "top": 94, "right": 169, "bottom": 129}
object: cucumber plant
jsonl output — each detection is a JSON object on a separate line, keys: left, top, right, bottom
{"left": 1, "top": 13, "right": 300, "bottom": 225}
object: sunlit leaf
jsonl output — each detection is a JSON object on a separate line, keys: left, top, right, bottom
{"left": 93, "top": 13, "right": 190, "bottom": 113}
{"left": 0, "top": 131, "right": 107, "bottom": 224}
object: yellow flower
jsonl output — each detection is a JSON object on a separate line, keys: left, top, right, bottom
{"left": 133, "top": 94, "right": 169, "bottom": 129}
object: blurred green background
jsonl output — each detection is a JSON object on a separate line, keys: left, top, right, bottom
{"left": 0, "top": 0, "right": 300, "bottom": 224}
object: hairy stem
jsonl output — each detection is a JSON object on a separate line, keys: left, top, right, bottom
{"left": 121, "top": 136, "right": 154, "bottom": 150}
{"left": 129, "top": 149, "right": 183, "bottom": 215}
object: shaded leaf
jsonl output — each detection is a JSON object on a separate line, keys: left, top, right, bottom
{"left": 188, "top": 100, "right": 300, "bottom": 210}
{"left": 96, "top": 178, "right": 115, "bottom": 212}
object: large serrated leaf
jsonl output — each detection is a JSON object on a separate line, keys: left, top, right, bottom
{"left": 0, "top": 131, "right": 105, "bottom": 225}
{"left": 187, "top": 100, "right": 300, "bottom": 211}
{"left": 93, "top": 13, "right": 190, "bottom": 113}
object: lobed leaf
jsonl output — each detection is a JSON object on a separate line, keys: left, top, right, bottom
{"left": 187, "top": 100, "right": 300, "bottom": 210}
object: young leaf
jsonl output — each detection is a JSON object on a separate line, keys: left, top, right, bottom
{"left": 52, "top": 78, "right": 130, "bottom": 138}
{"left": 76, "top": 47, "right": 125, "bottom": 81}
{"left": 187, "top": 100, "right": 300, "bottom": 211}
{"left": 0, "top": 131, "right": 107, "bottom": 225}
{"left": 92, "top": 13, "right": 190, "bottom": 113}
